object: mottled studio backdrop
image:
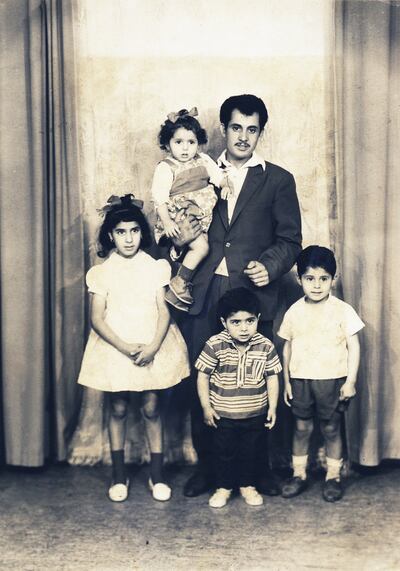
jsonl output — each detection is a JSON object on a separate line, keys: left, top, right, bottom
{"left": 69, "top": 0, "right": 337, "bottom": 465}
{"left": 73, "top": 0, "right": 335, "bottom": 256}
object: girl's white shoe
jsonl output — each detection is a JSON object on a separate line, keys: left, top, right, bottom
{"left": 108, "top": 480, "right": 129, "bottom": 502}
{"left": 149, "top": 478, "right": 171, "bottom": 501}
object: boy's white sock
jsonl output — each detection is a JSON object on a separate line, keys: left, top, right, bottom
{"left": 326, "top": 457, "right": 343, "bottom": 481}
{"left": 292, "top": 454, "right": 308, "bottom": 480}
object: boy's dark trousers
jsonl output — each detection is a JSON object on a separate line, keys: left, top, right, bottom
{"left": 176, "top": 275, "right": 277, "bottom": 495}
{"left": 214, "top": 415, "right": 266, "bottom": 489}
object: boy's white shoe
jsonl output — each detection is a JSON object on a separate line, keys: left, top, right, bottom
{"left": 209, "top": 488, "right": 232, "bottom": 508}
{"left": 239, "top": 486, "right": 264, "bottom": 506}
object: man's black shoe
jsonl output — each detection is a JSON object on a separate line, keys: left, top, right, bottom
{"left": 256, "top": 473, "right": 282, "bottom": 496}
{"left": 183, "top": 471, "right": 213, "bottom": 497}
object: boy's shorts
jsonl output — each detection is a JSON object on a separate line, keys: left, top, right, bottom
{"left": 290, "top": 378, "right": 349, "bottom": 420}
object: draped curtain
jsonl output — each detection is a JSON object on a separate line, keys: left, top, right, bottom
{"left": 334, "top": 0, "right": 400, "bottom": 464}
{"left": 0, "top": 0, "right": 85, "bottom": 466}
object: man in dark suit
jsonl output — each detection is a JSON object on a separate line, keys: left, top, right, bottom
{"left": 177, "top": 94, "right": 302, "bottom": 497}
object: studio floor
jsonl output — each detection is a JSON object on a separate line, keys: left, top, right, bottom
{"left": 0, "top": 462, "right": 399, "bottom": 571}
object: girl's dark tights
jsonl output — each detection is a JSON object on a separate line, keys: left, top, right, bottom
{"left": 111, "top": 449, "right": 126, "bottom": 484}
{"left": 109, "top": 392, "right": 129, "bottom": 484}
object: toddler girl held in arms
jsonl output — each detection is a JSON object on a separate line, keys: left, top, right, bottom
{"left": 77, "top": 194, "right": 189, "bottom": 503}
{"left": 151, "top": 107, "right": 233, "bottom": 311}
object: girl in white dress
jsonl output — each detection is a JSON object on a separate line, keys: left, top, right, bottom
{"left": 77, "top": 194, "right": 190, "bottom": 502}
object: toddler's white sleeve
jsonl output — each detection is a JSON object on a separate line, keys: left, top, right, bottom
{"left": 151, "top": 162, "right": 174, "bottom": 207}
{"left": 200, "top": 153, "right": 225, "bottom": 187}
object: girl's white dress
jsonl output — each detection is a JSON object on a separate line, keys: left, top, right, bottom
{"left": 77, "top": 250, "right": 190, "bottom": 392}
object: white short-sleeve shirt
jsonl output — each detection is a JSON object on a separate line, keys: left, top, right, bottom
{"left": 278, "top": 294, "right": 365, "bottom": 380}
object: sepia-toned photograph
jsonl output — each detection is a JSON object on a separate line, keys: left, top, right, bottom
{"left": 0, "top": 0, "right": 399, "bottom": 569}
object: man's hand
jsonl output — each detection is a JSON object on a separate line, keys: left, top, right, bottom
{"left": 171, "top": 212, "right": 202, "bottom": 248}
{"left": 243, "top": 260, "right": 270, "bottom": 287}
{"left": 203, "top": 406, "right": 220, "bottom": 428}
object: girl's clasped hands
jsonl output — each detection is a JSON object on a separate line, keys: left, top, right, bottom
{"left": 126, "top": 343, "right": 157, "bottom": 367}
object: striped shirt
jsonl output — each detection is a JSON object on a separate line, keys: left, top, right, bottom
{"left": 195, "top": 330, "right": 282, "bottom": 419}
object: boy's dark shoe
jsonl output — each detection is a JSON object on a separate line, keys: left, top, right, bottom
{"left": 183, "top": 470, "right": 213, "bottom": 497}
{"left": 322, "top": 479, "right": 343, "bottom": 502}
{"left": 281, "top": 476, "right": 308, "bottom": 498}
{"left": 256, "top": 473, "right": 282, "bottom": 496}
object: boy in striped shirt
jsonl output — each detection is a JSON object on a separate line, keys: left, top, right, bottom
{"left": 195, "top": 287, "right": 281, "bottom": 508}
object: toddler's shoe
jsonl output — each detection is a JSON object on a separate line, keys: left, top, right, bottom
{"left": 209, "top": 488, "right": 232, "bottom": 508}
{"left": 108, "top": 479, "right": 129, "bottom": 502}
{"left": 169, "top": 275, "right": 193, "bottom": 304}
{"left": 281, "top": 476, "right": 308, "bottom": 498}
{"left": 239, "top": 486, "right": 264, "bottom": 506}
{"left": 149, "top": 478, "right": 171, "bottom": 502}
{"left": 165, "top": 288, "right": 190, "bottom": 312}
{"left": 322, "top": 478, "right": 343, "bottom": 502}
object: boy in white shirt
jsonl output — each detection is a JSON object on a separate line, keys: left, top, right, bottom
{"left": 278, "top": 245, "right": 364, "bottom": 502}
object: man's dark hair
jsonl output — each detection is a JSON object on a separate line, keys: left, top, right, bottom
{"left": 219, "top": 94, "right": 268, "bottom": 130}
{"left": 217, "top": 287, "right": 260, "bottom": 321}
{"left": 296, "top": 245, "right": 337, "bottom": 278}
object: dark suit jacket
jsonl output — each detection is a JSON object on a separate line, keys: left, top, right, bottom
{"left": 190, "top": 161, "right": 302, "bottom": 320}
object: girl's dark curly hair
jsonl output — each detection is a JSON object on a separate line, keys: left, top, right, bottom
{"left": 97, "top": 195, "right": 152, "bottom": 258}
{"left": 158, "top": 109, "right": 208, "bottom": 150}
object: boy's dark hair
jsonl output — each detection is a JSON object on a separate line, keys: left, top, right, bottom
{"left": 219, "top": 94, "right": 269, "bottom": 130}
{"left": 296, "top": 245, "right": 337, "bottom": 278}
{"left": 158, "top": 109, "right": 207, "bottom": 150}
{"left": 97, "top": 195, "right": 152, "bottom": 258}
{"left": 217, "top": 287, "right": 260, "bottom": 321}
